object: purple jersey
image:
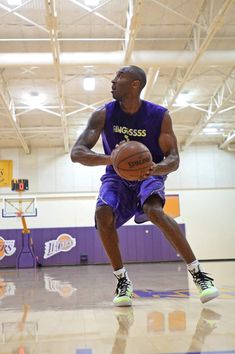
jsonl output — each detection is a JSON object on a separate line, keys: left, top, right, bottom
{"left": 96, "top": 99, "right": 168, "bottom": 228}
{"left": 102, "top": 100, "right": 167, "bottom": 174}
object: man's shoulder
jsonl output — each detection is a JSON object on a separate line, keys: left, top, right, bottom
{"left": 144, "top": 100, "right": 167, "bottom": 110}
{"left": 144, "top": 100, "right": 168, "bottom": 115}
{"left": 105, "top": 100, "right": 117, "bottom": 109}
{"left": 98, "top": 105, "right": 105, "bottom": 111}
{"left": 92, "top": 105, "right": 105, "bottom": 116}
{"left": 93, "top": 101, "right": 117, "bottom": 121}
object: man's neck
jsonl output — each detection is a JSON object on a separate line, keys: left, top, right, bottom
{"left": 119, "top": 98, "right": 142, "bottom": 114}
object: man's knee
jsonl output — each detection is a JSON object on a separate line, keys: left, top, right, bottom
{"left": 143, "top": 197, "right": 165, "bottom": 225}
{"left": 95, "top": 205, "right": 115, "bottom": 228}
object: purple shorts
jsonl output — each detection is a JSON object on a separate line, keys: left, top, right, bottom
{"left": 96, "top": 173, "right": 166, "bottom": 228}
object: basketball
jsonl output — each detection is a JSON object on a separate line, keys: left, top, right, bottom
{"left": 112, "top": 141, "right": 153, "bottom": 181}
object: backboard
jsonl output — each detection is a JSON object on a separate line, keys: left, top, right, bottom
{"left": 2, "top": 197, "right": 37, "bottom": 218}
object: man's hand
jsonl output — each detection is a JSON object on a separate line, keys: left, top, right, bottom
{"left": 110, "top": 140, "right": 127, "bottom": 165}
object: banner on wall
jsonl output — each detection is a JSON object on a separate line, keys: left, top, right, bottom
{"left": 0, "top": 160, "right": 13, "bottom": 187}
{"left": 0, "top": 236, "right": 17, "bottom": 260}
{"left": 44, "top": 233, "right": 76, "bottom": 259}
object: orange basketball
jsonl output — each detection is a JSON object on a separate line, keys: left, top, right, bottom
{"left": 112, "top": 141, "right": 153, "bottom": 181}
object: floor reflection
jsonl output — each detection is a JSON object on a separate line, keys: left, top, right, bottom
{"left": 0, "top": 262, "right": 234, "bottom": 354}
{"left": 186, "top": 308, "right": 222, "bottom": 354}
{"left": 111, "top": 307, "right": 134, "bottom": 354}
{"left": 44, "top": 274, "right": 77, "bottom": 298}
{"left": 0, "top": 276, "right": 16, "bottom": 301}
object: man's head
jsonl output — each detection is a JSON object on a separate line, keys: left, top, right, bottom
{"left": 111, "top": 65, "right": 146, "bottom": 101}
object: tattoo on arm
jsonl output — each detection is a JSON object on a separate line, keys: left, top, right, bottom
{"left": 152, "top": 112, "right": 180, "bottom": 175}
{"left": 70, "top": 108, "right": 111, "bottom": 166}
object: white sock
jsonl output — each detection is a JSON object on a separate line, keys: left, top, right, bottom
{"left": 187, "top": 260, "right": 201, "bottom": 272}
{"left": 113, "top": 267, "right": 129, "bottom": 280}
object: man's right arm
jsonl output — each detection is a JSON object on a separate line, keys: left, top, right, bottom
{"left": 70, "top": 107, "right": 111, "bottom": 166}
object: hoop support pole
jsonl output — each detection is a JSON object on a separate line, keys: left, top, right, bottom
{"left": 21, "top": 216, "right": 30, "bottom": 234}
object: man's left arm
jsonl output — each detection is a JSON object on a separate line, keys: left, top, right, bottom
{"left": 151, "top": 111, "right": 180, "bottom": 176}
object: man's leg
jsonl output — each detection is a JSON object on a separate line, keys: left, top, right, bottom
{"left": 143, "top": 194, "right": 195, "bottom": 263}
{"left": 143, "top": 194, "right": 219, "bottom": 303}
{"left": 95, "top": 205, "right": 123, "bottom": 270}
{"left": 95, "top": 205, "right": 133, "bottom": 306}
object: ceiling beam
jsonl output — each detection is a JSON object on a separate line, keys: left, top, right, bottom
{"left": 45, "top": 0, "right": 69, "bottom": 153}
{"left": 124, "top": 0, "right": 144, "bottom": 63}
{"left": 0, "top": 2, "right": 48, "bottom": 33}
{"left": 69, "top": 0, "right": 125, "bottom": 31}
{"left": 2, "top": 36, "right": 235, "bottom": 42}
{"left": 2, "top": 50, "right": 235, "bottom": 67}
{"left": 66, "top": 98, "right": 111, "bottom": 118}
{"left": 152, "top": 0, "right": 206, "bottom": 30}
{"left": 0, "top": 0, "right": 33, "bottom": 20}
{"left": 141, "top": 67, "right": 160, "bottom": 100}
{"left": 0, "top": 126, "right": 63, "bottom": 135}
{"left": 163, "top": 0, "right": 234, "bottom": 109}
{"left": 70, "top": 0, "right": 113, "bottom": 25}
{"left": 220, "top": 130, "right": 235, "bottom": 149}
{"left": 182, "top": 66, "right": 235, "bottom": 149}
{"left": 0, "top": 73, "right": 30, "bottom": 154}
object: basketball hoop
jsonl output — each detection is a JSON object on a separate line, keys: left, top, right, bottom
{"left": 2, "top": 197, "right": 37, "bottom": 218}
{"left": 2, "top": 196, "right": 37, "bottom": 268}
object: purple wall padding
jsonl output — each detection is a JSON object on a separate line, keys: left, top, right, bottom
{"left": 0, "top": 224, "right": 185, "bottom": 268}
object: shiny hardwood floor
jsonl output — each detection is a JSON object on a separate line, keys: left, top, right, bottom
{"left": 0, "top": 261, "right": 234, "bottom": 354}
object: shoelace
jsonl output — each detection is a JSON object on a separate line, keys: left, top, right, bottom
{"left": 193, "top": 271, "right": 214, "bottom": 290}
{"left": 116, "top": 277, "right": 130, "bottom": 296}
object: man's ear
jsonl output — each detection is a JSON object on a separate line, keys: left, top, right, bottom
{"left": 132, "top": 80, "right": 141, "bottom": 90}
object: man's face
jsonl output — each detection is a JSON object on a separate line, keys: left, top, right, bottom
{"left": 111, "top": 68, "right": 135, "bottom": 100}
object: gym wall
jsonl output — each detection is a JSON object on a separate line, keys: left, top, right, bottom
{"left": 0, "top": 144, "right": 235, "bottom": 261}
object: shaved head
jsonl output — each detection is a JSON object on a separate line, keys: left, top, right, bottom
{"left": 119, "top": 65, "right": 147, "bottom": 91}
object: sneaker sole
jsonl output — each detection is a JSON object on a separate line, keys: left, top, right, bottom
{"left": 114, "top": 301, "right": 132, "bottom": 307}
{"left": 113, "top": 297, "right": 132, "bottom": 307}
{"left": 200, "top": 289, "right": 219, "bottom": 303}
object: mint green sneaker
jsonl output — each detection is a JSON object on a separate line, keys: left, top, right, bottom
{"left": 189, "top": 266, "right": 219, "bottom": 303}
{"left": 113, "top": 274, "right": 133, "bottom": 307}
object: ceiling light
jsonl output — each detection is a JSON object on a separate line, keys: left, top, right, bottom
{"left": 208, "top": 123, "right": 224, "bottom": 127}
{"left": 83, "top": 77, "right": 95, "bottom": 91}
{"left": 175, "top": 92, "right": 191, "bottom": 107}
{"left": 85, "top": 0, "right": 99, "bottom": 6}
{"left": 7, "top": 0, "right": 22, "bottom": 5}
{"left": 23, "top": 92, "right": 46, "bottom": 108}
{"left": 202, "top": 127, "right": 219, "bottom": 135}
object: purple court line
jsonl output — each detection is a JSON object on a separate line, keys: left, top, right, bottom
{"left": 133, "top": 289, "right": 235, "bottom": 299}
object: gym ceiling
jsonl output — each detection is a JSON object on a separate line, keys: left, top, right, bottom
{"left": 0, "top": 0, "right": 235, "bottom": 153}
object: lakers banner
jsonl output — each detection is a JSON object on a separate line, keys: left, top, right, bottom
{"left": 0, "top": 236, "right": 16, "bottom": 260}
{"left": 0, "top": 160, "right": 13, "bottom": 187}
{"left": 44, "top": 234, "right": 76, "bottom": 259}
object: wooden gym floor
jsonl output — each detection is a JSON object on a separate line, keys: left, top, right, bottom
{"left": 0, "top": 261, "right": 234, "bottom": 354}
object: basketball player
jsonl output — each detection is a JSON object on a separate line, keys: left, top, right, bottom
{"left": 71, "top": 65, "right": 219, "bottom": 307}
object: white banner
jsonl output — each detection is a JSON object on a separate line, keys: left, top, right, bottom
{"left": 44, "top": 233, "right": 76, "bottom": 259}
